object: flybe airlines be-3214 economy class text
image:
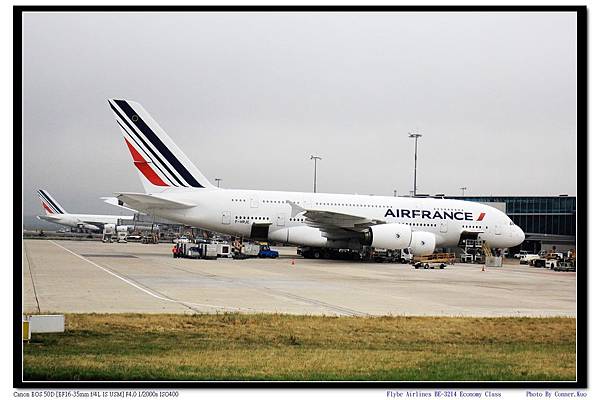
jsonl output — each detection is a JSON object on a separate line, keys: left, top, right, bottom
{"left": 107, "top": 99, "right": 525, "bottom": 256}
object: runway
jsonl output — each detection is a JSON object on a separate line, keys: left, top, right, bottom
{"left": 22, "top": 239, "right": 577, "bottom": 316}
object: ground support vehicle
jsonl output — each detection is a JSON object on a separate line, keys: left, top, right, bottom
{"left": 101, "top": 224, "right": 116, "bottom": 243}
{"left": 460, "top": 253, "right": 473, "bottom": 263}
{"left": 398, "top": 249, "right": 413, "bottom": 264}
{"left": 298, "top": 246, "right": 412, "bottom": 262}
{"left": 199, "top": 243, "right": 218, "bottom": 259}
{"left": 215, "top": 243, "right": 232, "bottom": 258}
{"left": 521, "top": 254, "right": 540, "bottom": 265}
{"left": 371, "top": 248, "right": 397, "bottom": 263}
{"left": 532, "top": 258, "right": 547, "bottom": 268}
{"left": 232, "top": 242, "right": 262, "bottom": 259}
{"left": 412, "top": 253, "right": 456, "bottom": 269}
{"left": 173, "top": 243, "right": 196, "bottom": 259}
{"left": 173, "top": 236, "right": 191, "bottom": 244}
{"left": 367, "top": 248, "right": 412, "bottom": 263}
{"left": 172, "top": 242, "right": 216, "bottom": 259}
{"left": 141, "top": 234, "right": 158, "bottom": 244}
{"left": 514, "top": 250, "right": 529, "bottom": 260}
{"left": 545, "top": 253, "right": 564, "bottom": 270}
{"left": 297, "top": 246, "right": 335, "bottom": 259}
{"left": 554, "top": 260, "right": 575, "bottom": 272}
{"left": 258, "top": 244, "right": 279, "bottom": 258}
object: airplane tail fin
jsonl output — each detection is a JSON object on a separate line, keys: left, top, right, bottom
{"left": 37, "top": 189, "right": 67, "bottom": 215}
{"left": 108, "top": 99, "right": 216, "bottom": 193}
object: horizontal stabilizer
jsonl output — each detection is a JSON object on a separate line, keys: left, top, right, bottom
{"left": 116, "top": 192, "right": 195, "bottom": 210}
{"left": 100, "top": 196, "right": 143, "bottom": 214}
{"left": 37, "top": 215, "right": 62, "bottom": 221}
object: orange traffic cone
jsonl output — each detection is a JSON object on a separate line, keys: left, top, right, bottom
{"left": 481, "top": 264, "right": 485, "bottom": 272}
{"left": 291, "top": 259, "right": 296, "bottom": 266}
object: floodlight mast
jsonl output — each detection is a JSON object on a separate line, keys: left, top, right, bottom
{"left": 310, "top": 155, "right": 323, "bottom": 193}
{"left": 408, "top": 133, "right": 422, "bottom": 197}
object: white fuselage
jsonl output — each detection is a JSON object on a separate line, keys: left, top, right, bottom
{"left": 134, "top": 189, "right": 525, "bottom": 249}
{"left": 38, "top": 213, "right": 134, "bottom": 231}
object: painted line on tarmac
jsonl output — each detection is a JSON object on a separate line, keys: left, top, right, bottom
{"left": 162, "top": 261, "right": 370, "bottom": 317}
{"left": 23, "top": 243, "right": 41, "bottom": 313}
{"left": 49, "top": 240, "right": 252, "bottom": 312}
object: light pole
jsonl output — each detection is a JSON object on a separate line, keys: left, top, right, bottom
{"left": 310, "top": 155, "right": 322, "bottom": 193}
{"left": 215, "top": 178, "right": 222, "bottom": 188}
{"left": 408, "top": 133, "right": 422, "bottom": 197}
{"left": 460, "top": 186, "right": 467, "bottom": 196}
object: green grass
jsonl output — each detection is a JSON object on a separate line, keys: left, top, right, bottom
{"left": 23, "top": 313, "right": 576, "bottom": 381}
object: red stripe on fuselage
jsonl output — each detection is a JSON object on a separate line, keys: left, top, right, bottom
{"left": 124, "top": 139, "right": 168, "bottom": 186}
{"left": 477, "top": 212, "right": 486, "bottom": 221}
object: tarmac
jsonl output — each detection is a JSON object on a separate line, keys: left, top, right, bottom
{"left": 22, "top": 239, "right": 577, "bottom": 317}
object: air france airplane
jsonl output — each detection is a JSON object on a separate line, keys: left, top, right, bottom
{"left": 108, "top": 99, "right": 525, "bottom": 256}
{"left": 37, "top": 189, "right": 134, "bottom": 231}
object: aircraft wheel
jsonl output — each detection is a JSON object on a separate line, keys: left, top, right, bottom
{"left": 313, "top": 250, "right": 321, "bottom": 259}
{"left": 424, "top": 264, "right": 430, "bottom": 269}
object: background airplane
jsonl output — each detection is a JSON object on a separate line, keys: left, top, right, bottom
{"left": 108, "top": 99, "right": 525, "bottom": 256}
{"left": 37, "top": 189, "right": 134, "bottom": 232}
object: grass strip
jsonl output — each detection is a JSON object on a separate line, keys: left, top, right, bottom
{"left": 23, "top": 313, "right": 576, "bottom": 381}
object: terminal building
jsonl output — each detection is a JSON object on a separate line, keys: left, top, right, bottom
{"left": 448, "top": 195, "right": 576, "bottom": 254}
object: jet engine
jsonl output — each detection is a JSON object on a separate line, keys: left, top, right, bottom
{"left": 364, "top": 223, "right": 412, "bottom": 250}
{"left": 409, "top": 231, "right": 436, "bottom": 256}
{"left": 77, "top": 222, "right": 100, "bottom": 231}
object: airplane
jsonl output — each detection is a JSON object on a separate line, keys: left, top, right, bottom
{"left": 107, "top": 99, "right": 525, "bottom": 257}
{"left": 37, "top": 189, "right": 135, "bottom": 232}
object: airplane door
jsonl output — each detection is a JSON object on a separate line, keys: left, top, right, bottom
{"left": 495, "top": 224, "right": 501, "bottom": 235}
{"left": 222, "top": 211, "right": 231, "bottom": 225}
{"left": 439, "top": 221, "right": 448, "bottom": 233}
{"left": 250, "top": 198, "right": 259, "bottom": 208}
{"left": 276, "top": 213, "right": 286, "bottom": 227}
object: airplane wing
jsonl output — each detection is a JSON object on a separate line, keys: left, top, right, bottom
{"left": 116, "top": 192, "right": 195, "bottom": 210}
{"left": 286, "top": 200, "right": 385, "bottom": 237}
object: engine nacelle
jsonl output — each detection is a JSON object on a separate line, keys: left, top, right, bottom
{"left": 365, "top": 223, "right": 412, "bottom": 250}
{"left": 409, "top": 231, "right": 436, "bottom": 256}
{"left": 270, "top": 226, "right": 327, "bottom": 247}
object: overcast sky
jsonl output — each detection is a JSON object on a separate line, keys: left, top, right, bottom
{"left": 22, "top": 11, "right": 577, "bottom": 216}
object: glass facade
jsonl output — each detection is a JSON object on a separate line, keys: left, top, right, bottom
{"left": 449, "top": 196, "right": 576, "bottom": 237}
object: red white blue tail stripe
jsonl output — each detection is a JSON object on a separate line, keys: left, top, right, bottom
{"left": 108, "top": 99, "right": 214, "bottom": 190}
{"left": 37, "top": 189, "right": 66, "bottom": 214}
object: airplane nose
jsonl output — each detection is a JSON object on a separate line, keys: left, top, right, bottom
{"left": 516, "top": 227, "right": 525, "bottom": 245}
